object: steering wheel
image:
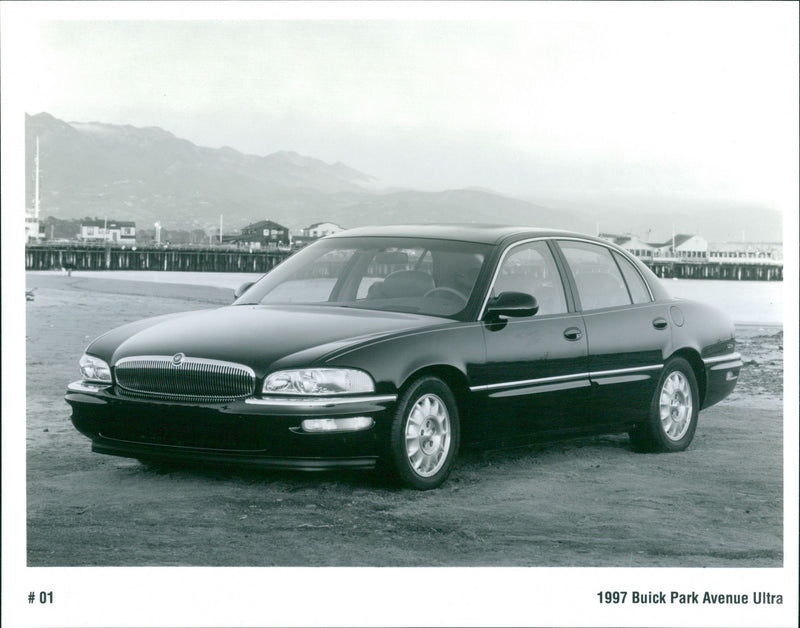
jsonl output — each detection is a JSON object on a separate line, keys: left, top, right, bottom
{"left": 423, "top": 287, "right": 468, "bottom": 304}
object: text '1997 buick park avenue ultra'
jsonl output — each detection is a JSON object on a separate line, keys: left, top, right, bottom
{"left": 66, "top": 225, "right": 742, "bottom": 489}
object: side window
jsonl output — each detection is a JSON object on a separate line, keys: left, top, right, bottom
{"left": 558, "top": 241, "right": 631, "bottom": 311}
{"left": 612, "top": 251, "right": 651, "bottom": 304}
{"left": 492, "top": 241, "right": 567, "bottom": 315}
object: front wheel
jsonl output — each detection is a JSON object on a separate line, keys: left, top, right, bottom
{"left": 386, "top": 376, "right": 460, "bottom": 489}
{"left": 630, "top": 357, "right": 699, "bottom": 453}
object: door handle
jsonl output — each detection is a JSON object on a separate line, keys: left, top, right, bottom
{"left": 652, "top": 317, "right": 668, "bottom": 330}
{"left": 563, "top": 327, "right": 583, "bottom": 341}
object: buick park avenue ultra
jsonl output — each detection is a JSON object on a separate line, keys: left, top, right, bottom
{"left": 66, "top": 225, "right": 742, "bottom": 489}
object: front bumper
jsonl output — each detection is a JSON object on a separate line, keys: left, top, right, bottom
{"left": 66, "top": 382, "right": 397, "bottom": 470}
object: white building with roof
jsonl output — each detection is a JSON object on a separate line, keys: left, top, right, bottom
{"left": 598, "top": 233, "right": 657, "bottom": 258}
{"left": 650, "top": 234, "right": 709, "bottom": 258}
{"left": 80, "top": 219, "right": 137, "bottom": 245}
{"left": 304, "top": 222, "right": 344, "bottom": 239}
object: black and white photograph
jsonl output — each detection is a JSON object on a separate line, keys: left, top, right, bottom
{"left": 2, "top": 2, "right": 798, "bottom": 627}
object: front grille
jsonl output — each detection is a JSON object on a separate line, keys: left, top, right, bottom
{"left": 114, "top": 356, "right": 256, "bottom": 402}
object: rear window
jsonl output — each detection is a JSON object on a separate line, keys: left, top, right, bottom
{"left": 558, "top": 240, "right": 631, "bottom": 311}
{"left": 612, "top": 251, "right": 651, "bottom": 304}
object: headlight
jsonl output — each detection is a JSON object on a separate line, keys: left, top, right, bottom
{"left": 79, "top": 354, "right": 112, "bottom": 383}
{"left": 263, "top": 368, "right": 374, "bottom": 395}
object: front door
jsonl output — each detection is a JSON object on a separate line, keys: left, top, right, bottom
{"left": 475, "top": 240, "right": 591, "bottom": 445}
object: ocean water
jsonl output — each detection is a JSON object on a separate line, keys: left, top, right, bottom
{"left": 663, "top": 279, "right": 783, "bottom": 326}
{"left": 34, "top": 270, "right": 785, "bottom": 325}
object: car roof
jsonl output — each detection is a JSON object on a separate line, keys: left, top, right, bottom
{"left": 327, "top": 224, "right": 596, "bottom": 246}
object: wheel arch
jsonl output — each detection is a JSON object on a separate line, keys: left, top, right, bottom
{"left": 399, "top": 365, "right": 472, "bottom": 432}
{"left": 667, "top": 348, "right": 706, "bottom": 405}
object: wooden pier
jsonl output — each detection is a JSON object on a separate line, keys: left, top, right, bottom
{"left": 25, "top": 245, "right": 290, "bottom": 274}
{"left": 25, "top": 245, "right": 783, "bottom": 281}
{"left": 645, "top": 259, "right": 782, "bottom": 281}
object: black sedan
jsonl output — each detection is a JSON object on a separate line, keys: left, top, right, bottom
{"left": 66, "top": 225, "right": 742, "bottom": 489}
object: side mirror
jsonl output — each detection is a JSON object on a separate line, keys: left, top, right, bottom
{"left": 234, "top": 281, "right": 255, "bottom": 300}
{"left": 485, "top": 291, "right": 538, "bottom": 319}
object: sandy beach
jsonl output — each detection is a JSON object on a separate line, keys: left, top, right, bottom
{"left": 25, "top": 272, "right": 783, "bottom": 567}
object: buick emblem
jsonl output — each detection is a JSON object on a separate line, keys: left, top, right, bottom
{"left": 171, "top": 352, "right": 186, "bottom": 367}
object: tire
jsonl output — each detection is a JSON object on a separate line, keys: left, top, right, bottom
{"left": 386, "top": 376, "right": 460, "bottom": 490}
{"left": 630, "top": 357, "right": 699, "bottom": 453}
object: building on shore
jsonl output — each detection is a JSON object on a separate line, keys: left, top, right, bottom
{"left": 80, "top": 219, "right": 137, "bottom": 245}
{"left": 598, "top": 231, "right": 782, "bottom": 280}
{"left": 707, "top": 241, "right": 783, "bottom": 261}
{"left": 599, "top": 232, "right": 780, "bottom": 262}
{"left": 233, "top": 219, "right": 290, "bottom": 249}
{"left": 599, "top": 232, "right": 709, "bottom": 259}
{"left": 649, "top": 234, "right": 709, "bottom": 259}
{"left": 25, "top": 208, "right": 44, "bottom": 243}
{"left": 303, "top": 221, "right": 344, "bottom": 239}
{"left": 292, "top": 221, "right": 346, "bottom": 249}
{"left": 597, "top": 233, "right": 657, "bottom": 259}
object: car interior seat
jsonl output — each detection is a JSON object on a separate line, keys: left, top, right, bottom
{"left": 368, "top": 270, "right": 435, "bottom": 299}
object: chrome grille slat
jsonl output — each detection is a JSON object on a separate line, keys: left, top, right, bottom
{"left": 114, "top": 356, "right": 255, "bottom": 402}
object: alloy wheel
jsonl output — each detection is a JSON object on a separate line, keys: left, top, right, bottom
{"left": 659, "top": 371, "right": 693, "bottom": 441}
{"left": 404, "top": 393, "right": 451, "bottom": 477}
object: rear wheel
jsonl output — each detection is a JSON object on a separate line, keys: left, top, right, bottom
{"left": 387, "top": 376, "right": 460, "bottom": 489}
{"left": 630, "top": 357, "right": 699, "bottom": 453}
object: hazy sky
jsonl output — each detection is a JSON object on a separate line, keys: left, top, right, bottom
{"left": 8, "top": 2, "right": 800, "bottom": 212}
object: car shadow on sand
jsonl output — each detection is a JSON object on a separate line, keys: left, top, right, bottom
{"left": 130, "top": 431, "right": 636, "bottom": 490}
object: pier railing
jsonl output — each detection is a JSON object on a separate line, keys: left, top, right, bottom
{"left": 644, "top": 258, "right": 782, "bottom": 281}
{"left": 25, "top": 245, "right": 291, "bottom": 274}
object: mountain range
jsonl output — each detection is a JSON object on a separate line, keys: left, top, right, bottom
{"left": 25, "top": 112, "right": 781, "bottom": 242}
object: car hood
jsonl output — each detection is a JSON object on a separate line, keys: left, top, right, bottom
{"left": 90, "top": 304, "right": 447, "bottom": 375}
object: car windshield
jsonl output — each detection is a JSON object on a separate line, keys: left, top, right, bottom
{"left": 234, "top": 236, "right": 491, "bottom": 319}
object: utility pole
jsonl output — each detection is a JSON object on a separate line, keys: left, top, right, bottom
{"left": 34, "top": 137, "right": 40, "bottom": 222}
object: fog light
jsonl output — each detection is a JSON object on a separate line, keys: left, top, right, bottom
{"left": 301, "top": 417, "right": 374, "bottom": 433}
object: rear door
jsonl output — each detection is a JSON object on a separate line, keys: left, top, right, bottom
{"left": 476, "top": 239, "right": 590, "bottom": 444}
{"left": 554, "top": 239, "right": 671, "bottom": 426}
